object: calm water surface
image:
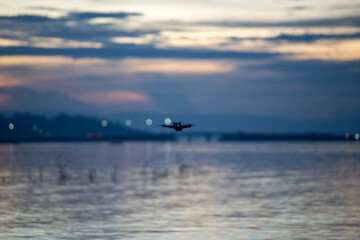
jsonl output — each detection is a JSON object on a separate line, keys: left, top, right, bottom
{"left": 0, "top": 141, "right": 359, "bottom": 239}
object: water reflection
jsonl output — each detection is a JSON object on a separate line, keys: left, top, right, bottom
{"left": 0, "top": 142, "right": 359, "bottom": 239}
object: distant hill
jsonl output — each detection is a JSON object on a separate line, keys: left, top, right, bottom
{"left": 0, "top": 113, "right": 174, "bottom": 142}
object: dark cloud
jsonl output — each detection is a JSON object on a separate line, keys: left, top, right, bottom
{"left": 197, "top": 16, "right": 360, "bottom": 27}
{"left": 67, "top": 12, "right": 142, "bottom": 20}
{"left": 33, "top": 23, "right": 155, "bottom": 43}
{"left": 0, "top": 46, "right": 278, "bottom": 59}
{"left": 0, "top": 10, "right": 359, "bottom": 132}
{"left": 288, "top": 6, "right": 309, "bottom": 11}
{"left": 229, "top": 32, "right": 360, "bottom": 43}
{"left": 0, "top": 14, "right": 51, "bottom": 22}
{"left": 0, "top": 12, "right": 148, "bottom": 44}
{"left": 1, "top": 12, "right": 359, "bottom": 62}
{"left": 142, "top": 80, "right": 200, "bottom": 114}
{"left": 1, "top": 59, "right": 360, "bottom": 133}
{"left": 247, "top": 59, "right": 360, "bottom": 87}
{"left": 0, "top": 87, "right": 96, "bottom": 115}
{"left": 242, "top": 60, "right": 360, "bottom": 116}
{"left": 0, "top": 11, "right": 141, "bottom": 22}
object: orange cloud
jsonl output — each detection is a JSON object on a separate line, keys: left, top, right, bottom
{"left": 121, "top": 58, "right": 236, "bottom": 74}
{"left": 76, "top": 90, "right": 148, "bottom": 106}
{"left": 275, "top": 39, "right": 360, "bottom": 61}
{"left": 0, "top": 56, "right": 235, "bottom": 75}
{"left": 0, "top": 74, "right": 24, "bottom": 87}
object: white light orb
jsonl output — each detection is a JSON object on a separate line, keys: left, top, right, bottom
{"left": 145, "top": 118, "right": 152, "bottom": 126}
{"left": 125, "top": 119, "right": 132, "bottom": 127}
{"left": 9, "top": 123, "right": 14, "bottom": 130}
{"left": 355, "top": 133, "right": 360, "bottom": 140}
{"left": 101, "top": 120, "right": 108, "bottom": 127}
{"left": 164, "top": 117, "right": 171, "bottom": 125}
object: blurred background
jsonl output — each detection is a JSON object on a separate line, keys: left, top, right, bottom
{"left": 0, "top": 0, "right": 359, "bottom": 133}
{"left": 0, "top": 0, "right": 360, "bottom": 239}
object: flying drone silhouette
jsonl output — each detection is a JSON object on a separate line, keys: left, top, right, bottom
{"left": 160, "top": 122, "right": 194, "bottom": 131}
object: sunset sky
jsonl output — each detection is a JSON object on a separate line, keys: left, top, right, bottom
{"left": 0, "top": 0, "right": 359, "bottom": 132}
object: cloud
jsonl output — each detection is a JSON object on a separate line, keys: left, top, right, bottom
{"left": 24, "top": 6, "right": 65, "bottom": 11}
{"left": 118, "top": 58, "right": 236, "bottom": 74}
{"left": 1, "top": 57, "right": 360, "bottom": 122}
{"left": 0, "top": 94, "right": 11, "bottom": 106}
{"left": 229, "top": 32, "right": 360, "bottom": 43}
{"left": 328, "top": 4, "right": 360, "bottom": 10}
{"left": 260, "top": 32, "right": 360, "bottom": 43}
{"left": 66, "top": 12, "right": 142, "bottom": 20}
{"left": 196, "top": 16, "right": 360, "bottom": 28}
{"left": 0, "top": 12, "right": 151, "bottom": 46}
{"left": 0, "top": 11, "right": 141, "bottom": 22}
{"left": 0, "top": 87, "right": 156, "bottom": 116}
{"left": 274, "top": 39, "right": 360, "bottom": 61}
{"left": 0, "top": 11, "right": 359, "bottom": 62}
{"left": 76, "top": 90, "right": 148, "bottom": 106}
{"left": 0, "top": 56, "right": 237, "bottom": 83}
{"left": 0, "top": 14, "right": 52, "bottom": 22}
{"left": 288, "top": 6, "right": 309, "bottom": 11}
{"left": 246, "top": 59, "right": 360, "bottom": 91}
{"left": 0, "top": 46, "right": 278, "bottom": 59}
{"left": 0, "top": 87, "right": 96, "bottom": 114}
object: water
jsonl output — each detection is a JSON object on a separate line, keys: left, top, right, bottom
{"left": 0, "top": 141, "right": 359, "bottom": 239}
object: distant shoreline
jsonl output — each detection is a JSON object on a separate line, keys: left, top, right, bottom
{"left": 220, "top": 132, "right": 355, "bottom": 142}
{"left": 0, "top": 133, "right": 356, "bottom": 143}
{"left": 0, "top": 134, "right": 176, "bottom": 144}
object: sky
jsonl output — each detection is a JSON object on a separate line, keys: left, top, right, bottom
{"left": 0, "top": 0, "right": 359, "bottom": 133}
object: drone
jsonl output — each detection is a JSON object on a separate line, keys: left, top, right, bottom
{"left": 161, "top": 122, "right": 194, "bottom": 131}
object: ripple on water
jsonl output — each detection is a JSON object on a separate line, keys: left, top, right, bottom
{"left": 0, "top": 142, "right": 359, "bottom": 239}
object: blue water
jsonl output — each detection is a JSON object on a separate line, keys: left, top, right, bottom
{"left": 0, "top": 141, "right": 359, "bottom": 239}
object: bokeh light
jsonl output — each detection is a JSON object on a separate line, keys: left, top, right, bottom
{"left": 355, "top": 133, "right": 360, "bottom": 140}
{"left": 101, "top": 120, "right": 108, "bottom": 127}
{"left": 145, "top": 118, "right": 152, "bottom": 126}
{"left": 8, "top": 123, "right": 14, "bottom": 130}
{"left": 125, "top": 119, "right": 132, "bottom": 127}
{"left": 164, "top": 118, "right": 171, "bottom": 125}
